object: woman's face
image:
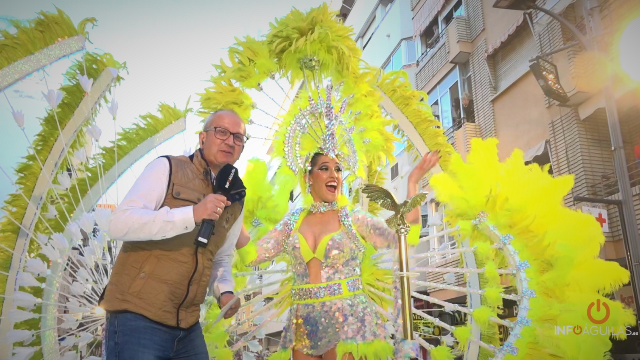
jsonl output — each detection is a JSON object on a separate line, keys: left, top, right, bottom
{"left": 308, "top": 155, "right": 343, "bottom": 203}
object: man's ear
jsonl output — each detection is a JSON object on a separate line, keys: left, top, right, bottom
{"left": 198, "top": 132, "right": 205, "bottom": 148}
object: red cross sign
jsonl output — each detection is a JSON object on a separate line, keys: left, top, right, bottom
{"left": 582, "top": 207, "right": 610, "bottom": 233}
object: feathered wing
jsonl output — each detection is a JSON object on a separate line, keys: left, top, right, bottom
{"left": 400, "top": 192, "right": 428, "bottom": 215}
{"left": 385, "top": 215, "right": 401, "bottom": 230}
{"left": 362, "top": 184, "right": 399, "bottom": 212}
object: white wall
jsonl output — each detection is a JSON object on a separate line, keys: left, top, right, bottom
{"left": 345, "top": 0, "right": 380, "bottom": 36}
{"left": 359, "top": 0, "right": 414, "bottom": 67}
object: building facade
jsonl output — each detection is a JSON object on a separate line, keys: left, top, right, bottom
{"left": 409, "top": 0, "right": 640, "bottom": 354}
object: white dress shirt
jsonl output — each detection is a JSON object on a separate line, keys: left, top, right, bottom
{"left": 108, "top": 157, "right": 242, "bottom": 298}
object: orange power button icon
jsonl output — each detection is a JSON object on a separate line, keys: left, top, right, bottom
{"left": 587, "top": 299, "right": 611, "bottom": 324}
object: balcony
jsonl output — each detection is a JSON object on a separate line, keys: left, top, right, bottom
{"left": 415, "top": 16, "right": 472, "bottom": 90}
{"left": 448, "top": 16, "right": 472, "bottom": 63}
{"left": 449, "top": 118, "right": 480, "bottom": 159}
{"left": 415, "top": 232, "right": 466, "bottom": 296}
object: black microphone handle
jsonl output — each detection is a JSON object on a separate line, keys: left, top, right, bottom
{"left": 195, "top": 218, "right": 216, "bottom": 247}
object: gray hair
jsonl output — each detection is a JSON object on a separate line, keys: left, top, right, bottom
{"left": 202, "top": 109, "right": 244, "bottom": 131}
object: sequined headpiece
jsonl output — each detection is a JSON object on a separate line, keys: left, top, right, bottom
{"left": 283, "top": 82, "right": 358, "bottom": 175}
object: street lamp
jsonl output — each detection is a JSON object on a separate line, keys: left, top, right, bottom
{"left": 620, "top": 17, "right": 640, "bottom": 82}
{"left": 529, "top": 58, "right": 570, "bottom": 103}
{"left": 493, "top": 0, "right": 640, "bottom": 328}
{"left": 492, "top": 0, "right": 536, "bottom": 11}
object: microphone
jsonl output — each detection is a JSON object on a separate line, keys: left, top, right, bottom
{"left": 195, "top": 164, "right": 241, "bottom": 247}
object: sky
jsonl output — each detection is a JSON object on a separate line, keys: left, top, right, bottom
{"left": 0, "top": 0, "right": 336, "bottom": 206}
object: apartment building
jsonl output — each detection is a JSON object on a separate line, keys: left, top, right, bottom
{"left": 409, "top": 0, "right": 640, "bottom": 354}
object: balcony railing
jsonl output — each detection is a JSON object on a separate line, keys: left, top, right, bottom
{"left": 595, "top": 159, "right": 640, "bottom": 198}
{"left": 417, "top": 26, "right": 447, "bottom": 66}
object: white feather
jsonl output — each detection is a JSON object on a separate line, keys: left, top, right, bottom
{"left": 78, "top": 212, "right": 94, "bottom": 233}
{"left": 16, "top": 272, "right": 40, "bottom": 287}
{"left": 35, "top": 233, "right": 49, "bottom": 246}
{"left": 12, "top": 291, "right": 39, "bottom": 308}
{"left": 93, "top": 207, "right": 112, "bottom": 231}
{"left": 66, "top": 222, "right": 83, "bottom": 241}
{"left": 77, "top": 332, "right": 94, "bottom": 346}
{"left": 9, "top": 347, "right": 37, "bottom": 360}
{"left": 40, "top": 243, "right": 60, "bottom": 261}
{"left": 50, "top": 233, "right": 69, "bottom": 252}
{"left": 4, "top": 330, "right": 32, "bottom": 344}
{"left": 7, "top": 309, "right": 37, "bottom": 323}
{"left": 69, "top": 282, "right": 87, "bottom": 296}
{"left": 25, "top": 258, "right": 47, "bottom": 277}
{"left": 76, "top": 267, "right": 92, "bottom": 284}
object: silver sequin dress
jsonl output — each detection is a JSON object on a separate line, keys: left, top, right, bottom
{"left": 250, "top": 206, "right": 398, "bottom": 356}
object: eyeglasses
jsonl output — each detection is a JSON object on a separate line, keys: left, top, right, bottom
{"left": 203, "top": 127, "right": 248, "bottom": 146}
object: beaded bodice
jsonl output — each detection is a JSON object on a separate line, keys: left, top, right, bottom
{"left": 250, "top": 206, "right": 398, "bottom": 285}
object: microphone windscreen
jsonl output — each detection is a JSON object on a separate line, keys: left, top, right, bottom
{"left": 215, "top": 164, "right": 240, "bottom": 196}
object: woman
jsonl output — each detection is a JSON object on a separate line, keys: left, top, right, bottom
{"left": 246, "top": 150, "right": 440, "bottom": 360}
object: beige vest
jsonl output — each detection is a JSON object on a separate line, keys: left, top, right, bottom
{"left": 101, "top": 151, "right": 242, "bottom": 328}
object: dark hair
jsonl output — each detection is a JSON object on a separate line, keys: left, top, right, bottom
{"left": 308, "top": 153, "right": 324, "bottom": 173}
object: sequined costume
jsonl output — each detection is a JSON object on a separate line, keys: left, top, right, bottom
{"left": 250, "top": 206, "right": 397, "bottom": 357}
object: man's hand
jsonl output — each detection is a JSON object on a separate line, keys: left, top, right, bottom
{"left": 220, "top": 293, "right": 240, "bottom": 319}
{"left": 193, "top": 194, "right": 231, "bottom": 224}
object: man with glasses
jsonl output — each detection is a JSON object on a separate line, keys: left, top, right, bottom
{"left": 100, "top": 110, "right": 248, "bottom": 360}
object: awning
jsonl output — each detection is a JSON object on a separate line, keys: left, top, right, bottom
{"left": 524, "top": 139, "right": 548, "bottom": 162}
{"left": 484, "top": 13, "right": 527, "bottom": 59}
{"left": 413, "top": 0, "right": 447, "bottom": 39}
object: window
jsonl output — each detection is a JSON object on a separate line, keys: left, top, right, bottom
{"left": 390, "top": 163, "right": 399, "bottom": 180}
{"left": 406, "top": 39, "right": 417, "bottom": 63}
{"left": 441, "top": 0, "right": 464, "bottom": 29}
{"left": 383, "top": 39, "right": 417, "bottom": 73}
{"left": 427, "top": 61, "right": 473, "bottom": 129}
{"left": 421, "top": 214, "right": 429, "bottom": 228}
{"left": 419, "top": 18, "right": 441, "bottom": 58}
{"left": 384, "top": 61, "right": 392, "bottom": 73}
{"left": 493, "top": 28, "right": 538, "bottom": 93}
{"left": 428, "top": 67, "right": 462, "bottom": 130}
{"left": 459, "top": 61, "right": 474, "bottom": 123}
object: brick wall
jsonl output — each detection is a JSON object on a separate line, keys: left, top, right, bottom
{"left": 548, "top": 108, "right": 615, "bottom": 206}
{"left": 455, "top": 15, "right": 471, "bottom": 42}
{"left": 469, "top": 39, "right": 496, "bottom": 139}
{"left": 464, "top": 0, "right": 484, "bottom": 41}
{"left": 462, "top": 122, "right": 481, "bottom": 153}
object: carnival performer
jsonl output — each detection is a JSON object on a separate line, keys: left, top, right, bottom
{"left": 235, "top": 84, "right": 439, "bottom": 360}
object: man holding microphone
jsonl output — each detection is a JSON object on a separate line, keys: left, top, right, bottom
{"left": 100, "top": 110, "right": 249, "bottom": 360}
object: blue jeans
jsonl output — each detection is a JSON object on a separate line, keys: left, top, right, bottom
{"left": 105, "top": 312, "right": 209, "bottom": 360}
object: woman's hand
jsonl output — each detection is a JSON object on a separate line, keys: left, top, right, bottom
{"left": 408, "top": 150, "right": 440, "bottom": 185}
{"left": 236, "top": 225, "right": 250, "bottom": 249}
{"left": 406, "top": 151, "right": 440, "bottom": 225}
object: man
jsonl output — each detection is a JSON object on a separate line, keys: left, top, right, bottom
{"left": 100, "top": 110, "right": 247, "bottom": 360}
